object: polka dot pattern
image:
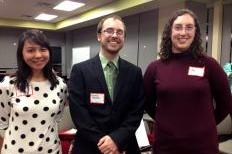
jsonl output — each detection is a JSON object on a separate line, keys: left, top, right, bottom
{"left": 29, "top": 141, "right": 34, "bottom": 146}
{"left": 34, "top": 87, "right": 39, "bottom": 91}
{"left": 31, "top": 127, "right": 36, "bottom": 132}
{"left": 32, "top": 113, "right": 38, "bottom": 118}
{"left": 0, "top": 76, "right": 67, "bottom": 153}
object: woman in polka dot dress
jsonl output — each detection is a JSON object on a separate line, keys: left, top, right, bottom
{"left": 0, "top": 29, "right": 67, "bottom": 154}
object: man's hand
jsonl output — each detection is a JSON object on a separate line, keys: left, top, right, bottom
{"left": 97, "top": 135, "right": 121, "bottom": 154}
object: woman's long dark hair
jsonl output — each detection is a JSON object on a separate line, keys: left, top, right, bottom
{"left": 16, "top": 29, "right": 58, "bottom": 92}
{"left": 159, "top": 9, "right": 204, "bottom": 60}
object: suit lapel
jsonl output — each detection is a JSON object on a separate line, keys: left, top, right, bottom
{"left": 91, "top": 56, "right": 112, "bottom": 103}
{"left": 113, "top": 58, "right": 127, "bottom": 102}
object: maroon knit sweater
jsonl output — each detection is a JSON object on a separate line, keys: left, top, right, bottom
{"left": 144, "top": 52, "right": 232, "bottom": 154}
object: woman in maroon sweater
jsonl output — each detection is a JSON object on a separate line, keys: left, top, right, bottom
{"left": 144, "top": 9, "right": 232, "bottom": 154}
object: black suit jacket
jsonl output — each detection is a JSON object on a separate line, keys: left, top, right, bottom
{"left": 68, "top": 55, "right": 144, "bottom": 154}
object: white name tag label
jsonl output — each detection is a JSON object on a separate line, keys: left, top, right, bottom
{"left": 90, "top": 93, "right": 105, "bottom": 104}
{"left": 188, "top": 66, "right": 205, "bottom": 77}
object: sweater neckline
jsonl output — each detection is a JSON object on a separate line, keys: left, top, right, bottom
{"left": 171, "top": 50, "right": 192, "bottom": 59}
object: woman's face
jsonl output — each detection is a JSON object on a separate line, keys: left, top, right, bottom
{"left": 22, "top": 40, "right": 49, "bottom": 73}
{"left": 171, "top": 13, "right": 196, "bottom": 53}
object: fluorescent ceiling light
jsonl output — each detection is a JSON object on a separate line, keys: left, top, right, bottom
{"left": 53, "top": 0, "right": 85, "bottom": 11}
{"left": 35, "top": 13, "right": 57, "bottom": 21}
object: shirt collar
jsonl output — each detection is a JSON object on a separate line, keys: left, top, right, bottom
{"left": 99, "top": 51, "right": 119, "bottom": 70}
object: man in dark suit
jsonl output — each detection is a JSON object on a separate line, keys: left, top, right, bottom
{"left": 68, "top": 15, "right": 144, "bottom": 154}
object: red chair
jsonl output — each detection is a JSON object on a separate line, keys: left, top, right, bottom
{"left": 59, "top": 130, "right": 76, "bottom": 154}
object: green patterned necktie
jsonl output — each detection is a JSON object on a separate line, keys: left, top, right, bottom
{"left": 106, "top": 61, "right": 118, "bottom": 101}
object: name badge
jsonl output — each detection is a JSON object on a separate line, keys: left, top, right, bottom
{"left": 16, "top": 85, "right": 33, "bottom": 97}
{"left": 90, "top": 93, "right": 105, "bottom": 104}
{"left": 188, "top": 66, "right": 205, "bottom": 77}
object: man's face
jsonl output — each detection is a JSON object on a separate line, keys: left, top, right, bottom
{"left": 97, "top": 18, "right": 125, "bottom": 55}
{"left": 171, "top": 13, "right": 196, "bottom": 53}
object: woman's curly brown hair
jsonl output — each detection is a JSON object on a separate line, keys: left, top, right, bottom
{"left": 159, "top": 9, "right": 204, "bottom": 60}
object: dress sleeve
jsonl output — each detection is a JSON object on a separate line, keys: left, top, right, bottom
{"left": 144, "top": 62, "right": 156, "bottom": 118}
{"left": 144, "top": 62, "right": 157, "bottom": 119}
{"left": 0, "top": 76, "right": 12, "bottom": 130}
{"left": 207, "top": 58, "right": 232, "bottom": 124}
{"left": 56, "top": 77, "right": 68, "bottom": 122}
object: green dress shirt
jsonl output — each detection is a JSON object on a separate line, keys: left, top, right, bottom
{"left": 99, "top": 53, "right": 119, "bottom": 101}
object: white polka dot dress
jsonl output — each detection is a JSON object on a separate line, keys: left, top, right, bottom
{"left": 0, "top": 76, "right": 67, "bottom": 154}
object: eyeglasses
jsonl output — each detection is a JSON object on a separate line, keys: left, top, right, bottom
{"left": 173, "top": 24, "right": 195, "bottom": 32}
{"left": 102, "top": 28, "right": 124, "bottom": 37}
